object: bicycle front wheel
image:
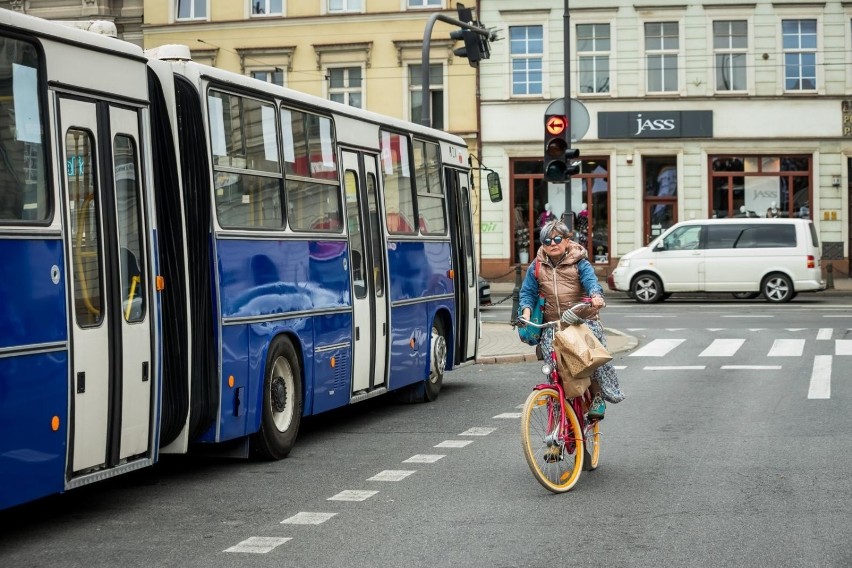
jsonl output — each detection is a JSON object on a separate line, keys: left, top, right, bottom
{"left": 521, "top": 388, "right": 584, "bottom": 493}
{"left": 583, "top": 420, "right": 601, "bottom": 471}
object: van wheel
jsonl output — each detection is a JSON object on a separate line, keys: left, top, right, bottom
{"left": 762, "top": 274, "right": 794, "bottom": 303}
{"left": 631, "top": 274, "right": 663, "bottom": 304}
{"left": 732, "top": 292, "right": 760, "bottom": 300}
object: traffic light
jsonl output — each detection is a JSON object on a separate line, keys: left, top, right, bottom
{"left": 451, "top": 29, "right": 483, "bottom": 67}
{"left": 543, "top": 113, "right": 581, "bottom": 182}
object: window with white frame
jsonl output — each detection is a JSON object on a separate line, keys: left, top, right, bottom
{"left": 577, "top": 23, "right": 610, "bottom": 94}
{"left": 251, "top": 69, "right": 285, "bottom": 87}
{"left": 409, "top": 64, "right": 443, "bottom": 130}
{"left": 645, "top": 22, "right": 679, "bottom": 92}
{"left": 782, "top": 19, "right": 816, "bottom": 91}
{"left": 408, "top": 0, "right": 442, "bottom": 8}
{"left": 251, "top": 0, "right": 282, "bottom": 16}
{"left": 328, "top": 0, "right": 362, "bottom": 12}
{"left": 177, "top": 0, "right": 206, "bottom": 20}
{"left": 713, "top": 20, "right": 747, "bottom": 92}
{"left": 510, "top": 25, "right": 543, "bottom": 96}
{"left": 328, "top": 67, "right": 362, "bottom": 108}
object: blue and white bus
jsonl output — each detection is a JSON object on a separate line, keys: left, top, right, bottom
{"left": 0, "top": 9, "right": 492, "bottom": 511}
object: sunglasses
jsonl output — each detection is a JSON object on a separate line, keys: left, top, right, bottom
{"left": 543, "top": 236, "right": 564, "bottom": 246}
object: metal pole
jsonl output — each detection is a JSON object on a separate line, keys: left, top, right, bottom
{"left": 562, "top": 0, "right": 572, "bottom": 225}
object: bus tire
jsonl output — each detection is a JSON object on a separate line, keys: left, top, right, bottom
{"left": 252, "top": 337, "right": 302, "bottom": 460}
{"left": 403, "top": 317, "right": 447, "bottom": 403}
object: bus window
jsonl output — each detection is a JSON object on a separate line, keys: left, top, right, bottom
{"left": 280, "top": 106, "right": 341, "bottom": 232}
{"left": 208, "top": 90, "right": 283, "bottom": 229}
{"left": 66, "top": 129, "right": 103, "bottom": 327}
{"left": 413, "top": 140, "right": 446, "bottom": 235}
{"left": 0, "top": 36, "right": 48, "bottom": 222}
{"left": 380, "top": 130, "right": 415, "bottom": 234}
{"left": 345, "top": 170, "right": 366, "bottom": 298}
{"left": 114, "top": 135, "right": 145, "bottom": 322}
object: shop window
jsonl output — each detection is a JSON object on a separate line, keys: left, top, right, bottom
{"left": 710, "top": 155, "right": 811, "bottom": 219}
{"left": 643, "top": 157, "right": 678, "bottom": 244}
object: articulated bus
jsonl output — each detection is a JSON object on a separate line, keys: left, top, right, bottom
{"left": 0, "top": 9, "right": 493, "bottom": 511}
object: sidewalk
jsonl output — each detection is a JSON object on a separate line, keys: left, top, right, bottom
{"left": 476, "top": 276, "right": 852, "bottom": 365}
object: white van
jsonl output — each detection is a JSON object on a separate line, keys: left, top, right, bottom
{"left": 607, "top": 218, "right": 825, "bottom": 303}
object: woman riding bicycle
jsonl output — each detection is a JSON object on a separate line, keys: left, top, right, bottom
{"left": 518, "top": 219, "right": 625, "bottom": 419}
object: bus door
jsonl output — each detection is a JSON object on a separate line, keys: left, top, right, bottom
{"left": 59, "top": 97, "right": 152, "bottom": 475}
{"left": 445, "top": 168, "right": 477, "bottom": 362}
{"left": 342, "top": 150, "right": 388, "bottom": 394}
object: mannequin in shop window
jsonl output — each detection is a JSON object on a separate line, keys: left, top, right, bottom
{"left": 576, "top": 203, "right": 589, "bottom": 249}
{"left": 766, "top": 201, "right": 780, "bottom": 218}
{"left": 538, "top": 203, "right": 556, "bottom": 228}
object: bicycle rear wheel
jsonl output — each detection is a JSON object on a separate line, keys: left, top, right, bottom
{"left": 521, "top": 388, "right": 584, "bottom": 493}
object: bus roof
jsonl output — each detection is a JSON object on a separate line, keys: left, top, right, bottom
{"left": 152, "top": 54, "right": 467, "bottom": 148}
{"left": 0, "top": 8, "right": 143, "bottom": 59}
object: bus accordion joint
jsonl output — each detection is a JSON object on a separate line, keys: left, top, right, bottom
{"left": 156, "top": 275, "right": 165, "bottom": 291}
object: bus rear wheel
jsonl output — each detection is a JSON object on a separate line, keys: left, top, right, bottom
{"left": 252, "top": 337, "right": 302, "bottom": 460}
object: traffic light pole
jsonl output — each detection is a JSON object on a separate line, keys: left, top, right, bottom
{"left": 563, "top": 0, "right": 572, "bottom": 226}
{"left": 420, "top": 13, "right": 491, "bottom": 128}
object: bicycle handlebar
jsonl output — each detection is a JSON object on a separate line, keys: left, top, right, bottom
{"left": 515, "top": 301, "right": 599, "bottom": 328}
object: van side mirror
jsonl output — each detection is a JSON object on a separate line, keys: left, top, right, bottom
{"left": 487, "top": 171, "right": 502, "bottom": 203}
{"left": 653, "top": 241, "right": 665, "bottom": 252}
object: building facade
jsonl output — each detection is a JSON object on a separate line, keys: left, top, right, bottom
{"left": 141, "top": 0, "right": 479, "bottom": 172}
{"left": 478, "top": 0, "right": 852, "bottom": 281}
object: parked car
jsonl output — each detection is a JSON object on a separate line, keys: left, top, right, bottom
{"left": 607, "top": 218, "right": 825, "bottom": 303}
{"left": 478, "top": 277, "right": 492, "bottom": 306}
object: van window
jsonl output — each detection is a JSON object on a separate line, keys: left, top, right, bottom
{"left": 706, "top": 224, "right": 748, "bottom": 249}
{"left": 807, "top": 222, "right": 819, "bottom": 247}
{"left": 734, "top": 224, "right": 796, "bottom": 248}
{"left": 661, "top": 225, "right": 702, "bottom": 250}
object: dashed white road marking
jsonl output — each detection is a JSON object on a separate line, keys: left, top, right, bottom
{"left": 629, "top": 338, "right": 685, "bottom": 357}
{"left": 785, "top": 328, "right": 807, "bottom": 332}
{"left": 807, "top": 355, "right": 832, "bottom": 399}
{"left": 327, "top": 490, "right": 378, "bottom": 502}
{"left": 643, "top": 366, "right": 705, "bottom": 371}
{"left": 614, "top": 365, "right": 627, "bottom": 370}
{"left": 836, "top": 340, "right": 852, "bottom": 355}
{"left": 460, "top": 427, "right": 496, "bottom": 436}
{"left": 403, "top": 454, "right": 445, "bottom": 464}
{"left": 281, "top": 512, "right": 336, "bottom": 525}
{"left": 368, "top": 470, "right": 416, "bottom": 482}
{"left": 722, "top": 315, "right": 773, "bottom": 318}
{"left": 435, "top": 440, "right": 473, "bottom": 448}
{"left": 494, "top": 412, "right": 522, "bottom": 419}
{"left": 699, "top": 338, "right": 745, "bottom": 357}
{"left": 817, "top": 328, "right": 833, "bottom": 340}
{"left": 224, "top": 537, "right": 291, "bottom": 554}
{"left": 768, "top": 339, "right": 805, "bottom": 357}
{"left": 721, "top": 365, "right": 782, "bottom": 370}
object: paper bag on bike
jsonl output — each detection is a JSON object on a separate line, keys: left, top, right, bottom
{"left": 552, "top": 324, "right": 613, "bottom": 379}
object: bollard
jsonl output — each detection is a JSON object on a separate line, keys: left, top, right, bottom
{"left": 827, "top": 263, "right": 834, "bottom": 289}
{"left": 510, "top": 264, "right": 522, "bottom": 324}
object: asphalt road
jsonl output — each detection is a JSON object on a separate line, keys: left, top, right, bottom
{"left": 2, "top": 299, "right": 851, "bottom": 567}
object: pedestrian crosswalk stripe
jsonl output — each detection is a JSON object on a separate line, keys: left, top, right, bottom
{"left": 817, "top": 328, "right": 833, "bottom": 340}
{"left": 699, "top": 338, "right": 745, "bottom": 357}
{"left": 836, "top": 340, "right": 852, "bottom": 355}
{"left": 224, "top": 537, "right": 291, "bottom": 553}
{"left": 768, "top": 339, "right": 805, "bottom": 357}
{"left": 629, "top": 338, "right": 685, "bottom": 357}
{"left": 281, "top": 512, "right": 336, "bottom": 525}
{"left": 643, "top": 365, "right": 705, "bottom": 371}
{"left": 807, "top": 355, "right": 832, "bottom": 399}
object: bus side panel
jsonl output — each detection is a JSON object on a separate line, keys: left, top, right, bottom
{"left": 387, "top": 241, "right": 454, "bottom": 301}
{"left": 216, "top": 324, "right": 249, "bottom": 442}
{"left": 387, "top": 303, "right": 427, "bottom": 389}
{"left": 386, "top": 240, "right": 454, "bottom": 388}
{"left": 216, "top": 239, "right": 350, "bottom": 318}
{"left": 310, "top": 313, "right": 353, "bottom": 414}
{"left": 0, "top": 239, "right": 68, "bottom": 509}
{"left": 0, "top": 352, "right": 68, "bottom": 510}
